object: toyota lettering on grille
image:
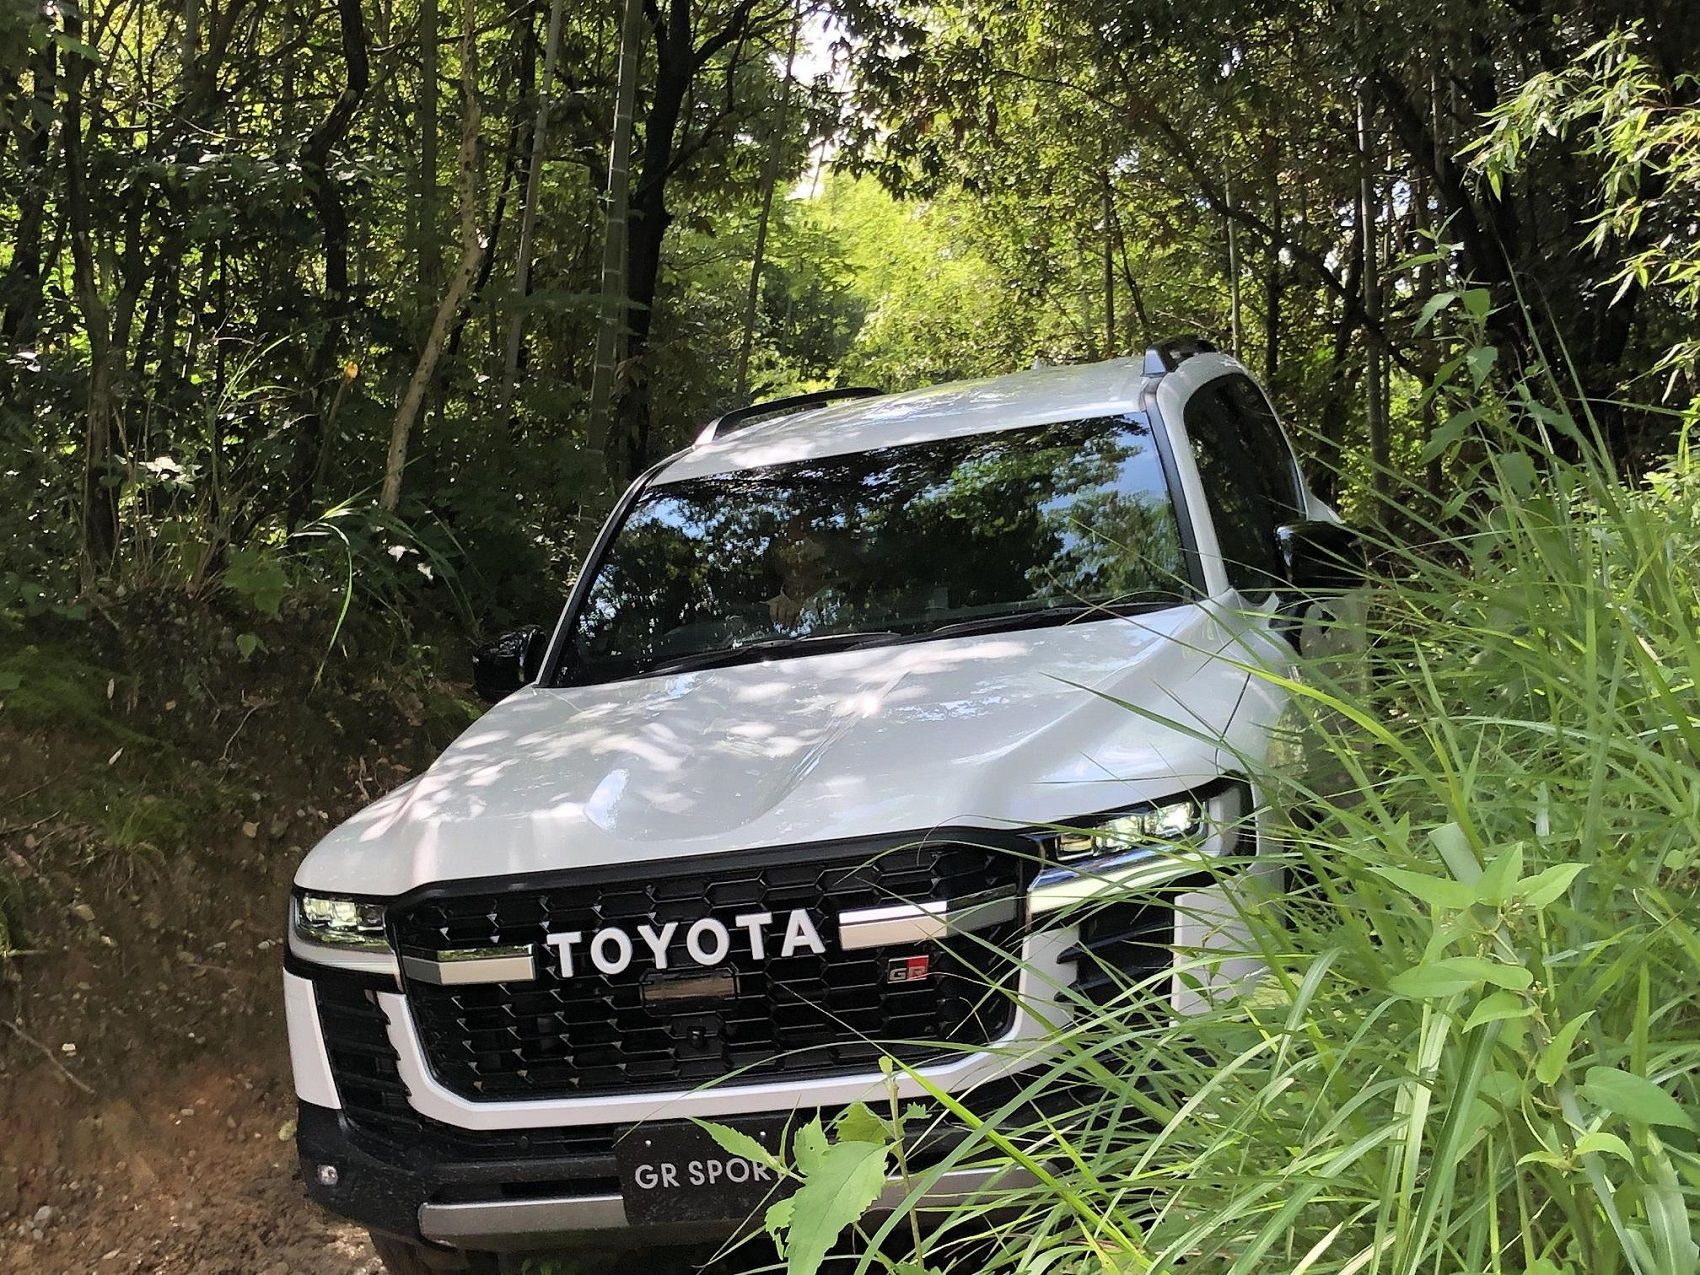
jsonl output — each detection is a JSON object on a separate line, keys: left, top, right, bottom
{"left": 544, "top": 909, "right": 826, "bottom": 977}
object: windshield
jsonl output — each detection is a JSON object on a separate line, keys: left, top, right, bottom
{"left": 561, "top": 414, "right": 1191, "bottom": 685}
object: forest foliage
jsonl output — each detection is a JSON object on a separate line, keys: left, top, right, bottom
{"left": 4, "top": 0, "right": 1700, "bottom": 1268}
{"left": 2, "top": 0, "right": 1698, "bottom": 639}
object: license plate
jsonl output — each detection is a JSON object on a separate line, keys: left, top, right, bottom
{"left": 614, "top": 1118, "right": 790, "bottom": 1227}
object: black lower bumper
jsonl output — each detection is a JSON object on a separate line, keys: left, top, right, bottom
{"left": 297, "top": 1101, "right": 658, "bottom": 1249}
{"left": 298, "top": 1101, "right": 441, "bottom": 1243}
{"left": 296, "top": 1087, "right": 1041, "bottom": 1256}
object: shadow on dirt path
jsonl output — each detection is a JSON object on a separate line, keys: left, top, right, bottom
{"left": 1, "top": 1051, "right": 382, "bottom": 1274}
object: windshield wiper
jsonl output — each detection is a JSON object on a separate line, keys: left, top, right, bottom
{"left": 918, "top": 600, "right": 1172, "bottom": 641}
{"left": 631, "top": 598, "right": 1178, "bottom": 679}
{"left": 642, "top": 630, "right": 903, "bottom": 678}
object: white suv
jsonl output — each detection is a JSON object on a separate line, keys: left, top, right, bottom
{"left": 282, "top": 343, "right": 1361, "bottom": 1272}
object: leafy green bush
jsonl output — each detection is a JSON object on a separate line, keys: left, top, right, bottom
{"left": 740, "top": 397, "right": 1700, "bottom": 1274}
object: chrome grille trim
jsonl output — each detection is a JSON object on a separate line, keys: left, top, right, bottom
{"left": 400, "top": 946, "right": 538, "bottom": 986}
{"left": 836, "top": 889, "right": 1019, "bottom": 950}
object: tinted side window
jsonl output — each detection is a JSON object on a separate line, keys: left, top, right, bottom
{"left": 1183, "top": 375, "right": 1302, "bottom": 593}
{"left": 1222, "top": 376, "right": 1303, "bottom": 516}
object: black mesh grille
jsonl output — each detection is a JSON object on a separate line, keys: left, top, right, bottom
{"left": 1068, "top": 898, "right": 1176, "bottom": 1005}
{"left": 314, "top": 972, "right": 620, "bottom": 1161}
{"left": 389, "top": 841, "right": 1027, "bottom": 1101}
{"left": 315, "top": 972, "right": 413, "bottom": 1123}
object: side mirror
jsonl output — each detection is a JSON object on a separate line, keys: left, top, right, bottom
{"left": 472, "top": 626, "right": 546, "bottom": 704}
{"left": 1276, "top": 521, "right": 1367, "bottom": 595}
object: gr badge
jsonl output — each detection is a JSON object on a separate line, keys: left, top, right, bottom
{"left": 886, "top": 954, "right": 931, "bottom": 984}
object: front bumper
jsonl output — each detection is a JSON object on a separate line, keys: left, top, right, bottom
{"left": 297, "top": 1097, "right": 1034, "bottom": 1254}
{"left": 416, "top": 1162, "right": 1026, "bottom": 1252}
{"left": 288, "top": 937, "right": 1072, "bottom": 1254}
{"left": 289, "top": 837, "right": 1270, "bottom": 1254}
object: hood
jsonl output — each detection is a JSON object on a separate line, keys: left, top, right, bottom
{"left": 296, "top": 604, "right": 1261, "bottom": 896}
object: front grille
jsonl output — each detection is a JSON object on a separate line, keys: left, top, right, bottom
{"left": 1067, "top": 898, "right": 1176, "bottom": 1006}
{"left": 316, "top": 972, "right": 413, "bottom": 1124}
{"left": 311, "top": 964, "right": 1045, "bottom": 1174}
{"left": 314, "top": 971, "right": 620, "bottom": 1161}
{"left": 388, "top": 840, "right": 1028, "bottom": 1101}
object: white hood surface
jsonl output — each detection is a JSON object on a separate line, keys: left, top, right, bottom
{"left": 296, "top": 605, "right": 1269, "bottom": 897}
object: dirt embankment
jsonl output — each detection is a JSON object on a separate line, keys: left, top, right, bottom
{"left": 0, "top": 615, "right": 470, "bottom": 1274}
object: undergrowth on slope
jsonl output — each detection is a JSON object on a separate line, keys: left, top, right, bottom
{"left": 0, "top": 592, "right": 478, "bottom": 960}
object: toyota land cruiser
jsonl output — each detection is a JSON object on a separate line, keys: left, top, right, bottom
{"left": 282, "top": 342, "right": 1362, "bottom": 1272}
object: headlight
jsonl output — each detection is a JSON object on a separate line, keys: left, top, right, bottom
{"left": 1054, "top": 798, "right": 1201, "bottom": 860}
{"left": 1030, "top": 787, "right": 1246, "bottom": 917}
{"left": 294, "top": 892, "right": 389, "bottom": 950}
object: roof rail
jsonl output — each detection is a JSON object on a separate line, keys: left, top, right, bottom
{"left": 1142, "top": 335, "right": 1220, "bottom": 376}
{"left": 696, "top": 387, "right": 884, "bottom": 445}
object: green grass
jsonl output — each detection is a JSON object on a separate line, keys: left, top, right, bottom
{"left": 976, "top": 437, "right": 1697, "bottom": 1273}
{"left": 0, "top": 640, "right": 142, "bottom": 740}
{"left": 60, "top": 777, "right": 238, "bottom": 870}
{"left": 741, "top": 402, "right": 1700, "bottom": 1274}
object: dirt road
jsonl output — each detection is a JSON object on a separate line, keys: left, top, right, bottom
{"left": 1, "top": 1032, "right": 384, "bottom": 1274}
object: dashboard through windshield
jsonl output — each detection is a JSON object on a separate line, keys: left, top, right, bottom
{"left": 558, "top": 414, "right": 1192, "bottom": 686}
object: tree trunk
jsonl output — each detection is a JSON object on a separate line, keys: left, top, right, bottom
{"left": 608, "top": 0, "right": 769, "bottom": 478}
{"left": 1312, "top": 210, "right": 1364, "bottom": 508}
{"left": 734, "top": 1, "right": 802, "bottom": 401}
{"left": 610, "top": 0, "right": 739, "bottom": 479}
{"left": 1372, "top": 67, "right": 1522, "bottom": 354}
{"left": 182, "top": 0, "right": 200, "bottom": 64}
{"left": 418, "top": 0, "right": 439, "bottom": 300}
{"left": 586, "top": 0, "right": 646, "bottom": 464}
{"left": 63, "top": 10, "right": 118, "bottom": 566}
{"left": 448, "top": 20, "right": 532, "bottom": 364}
{"left": 1101, "top": 168, "right": 1116, "bottom": 358}
{"left": 496, "top": 0, "right": 568, "bottom": 423}
{"left": 1261, "top": 183, "right": 1281, "bottom": 386}
{"left": 1225, "top": 168, "right": 1242, "bottom": 361}
{"left": 0, "top": 19, "right": 58, "bottom": 348}
{"left": 302, "top": 0, "right": 369, "bottom": 310}
{"left": 1109, "top": 197, "right": 1152, "bottom": 350}
{"left": 284, "top": 0, "right": 371, "bottom": 529}
{"left": 380, "top": 0, "right": 481, "bottom": 512}
{"left": 1358, "top": 87, "right": 1389, "bottom": 513}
